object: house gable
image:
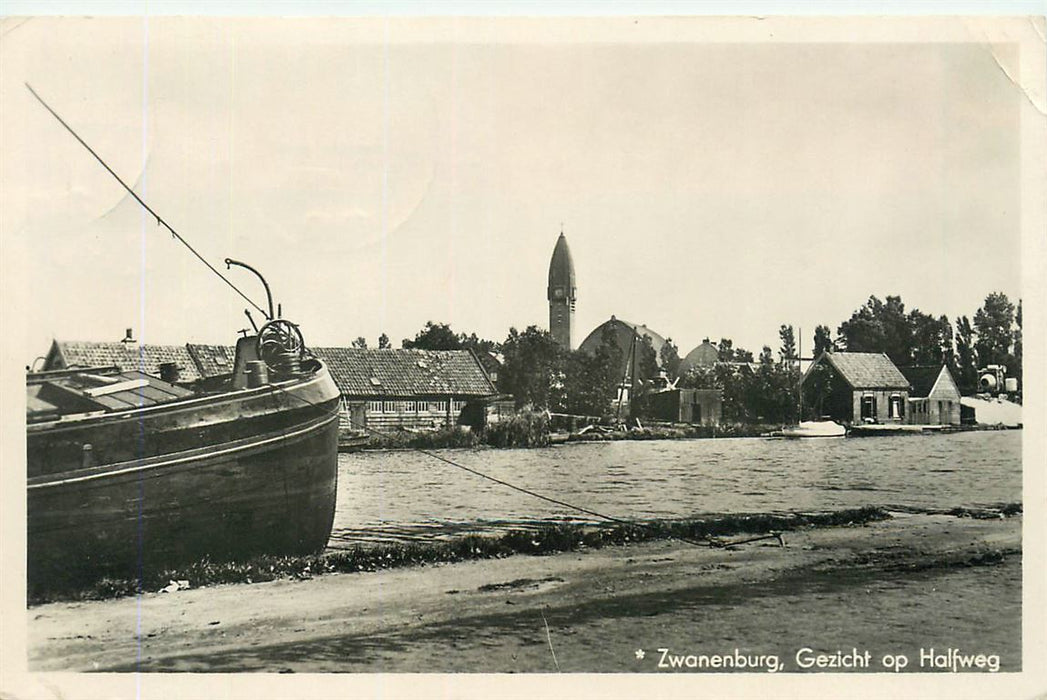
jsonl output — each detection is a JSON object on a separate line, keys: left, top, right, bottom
{"left": 927, "top": 365, "right": 961, "bottom": 400}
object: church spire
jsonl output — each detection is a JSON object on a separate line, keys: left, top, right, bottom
{"left": 548, "top": 229, "right": 576, "bottom": 350}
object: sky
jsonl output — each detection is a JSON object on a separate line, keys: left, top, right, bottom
{"left": 1, "top": 16, "right": 1035, "bottom": 365}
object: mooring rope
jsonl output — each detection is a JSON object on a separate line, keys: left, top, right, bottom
{"left": 269, "top": 381, "right": 734, "bottom": 549}
{"left": 25, "top": 83, "right": 269, "bottom": 317}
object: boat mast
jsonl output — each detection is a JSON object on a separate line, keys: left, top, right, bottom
{"left": 798, "top": 327, "right": 803, "bottom": 422}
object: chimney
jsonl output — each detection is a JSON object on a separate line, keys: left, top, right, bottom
{"left": 122, "top": 328, "right": 135, "bottom": 344}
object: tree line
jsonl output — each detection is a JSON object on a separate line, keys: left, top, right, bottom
{"left": 352, "top": 290, "right": 1019, "bottom": 424}
{"left": 826, "top": 291, "right": 1021, "bottom": 394}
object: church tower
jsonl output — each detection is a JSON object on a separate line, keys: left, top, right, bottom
{"left": 547, "top": 231, "right": 577, "bottom": 350}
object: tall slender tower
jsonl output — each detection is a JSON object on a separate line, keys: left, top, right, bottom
{"left": 547, "top": 231, "right": 577, "bottom": 349}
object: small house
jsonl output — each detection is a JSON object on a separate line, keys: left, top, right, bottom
{"left": 899, "top": 365, "right": 962, "bottom": 426}
{"left": 801, "top": 352, "right": 910, "bottom": 425}
{"left": 310, "top": 347, "right": 501, "bottom": 432}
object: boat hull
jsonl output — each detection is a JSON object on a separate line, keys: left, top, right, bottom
{"left": 27, "top": 367, "right": 340, "bottom": 594}
{"left": 780, "top": 420, "right": 847, "bottom": 439}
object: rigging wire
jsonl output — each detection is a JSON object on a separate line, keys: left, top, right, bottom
{"left": 24, "top": 83, "right": 268, "bottom": 317}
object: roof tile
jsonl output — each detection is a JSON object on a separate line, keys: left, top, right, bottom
{"left": 310, "top": 347, "right": 497, "bottom": 398}
{"left": 822, "top": 352, "right": 909, "bottom": 389}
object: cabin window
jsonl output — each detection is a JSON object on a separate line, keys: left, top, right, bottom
{"left": 889, "top": 394, "right": 903, "bottom": 419}
{"left": 860, "top": 395, "right": 876, "bottom": 420}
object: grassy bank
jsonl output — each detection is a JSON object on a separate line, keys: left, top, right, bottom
{"left": 29, "top": 506, "right": 896, "bottom": 605}
{"left": 566, "top": 422, "right": 781, "bottom": 442}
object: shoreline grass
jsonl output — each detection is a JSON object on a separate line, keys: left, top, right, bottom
{"left": 28, "top": 506, "right": 902, "bottom": 605}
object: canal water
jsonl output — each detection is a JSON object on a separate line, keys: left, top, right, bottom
{"left": 329, "top": 430, "right": 1021, "bottom": 548}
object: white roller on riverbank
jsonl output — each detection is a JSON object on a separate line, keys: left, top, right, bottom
{"left": 961, "top": 396, "right": 1023, "bottom": 428}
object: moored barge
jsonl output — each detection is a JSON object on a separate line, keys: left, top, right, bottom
{"left": 27, "top": 323, "right": 341, "bottom": 593}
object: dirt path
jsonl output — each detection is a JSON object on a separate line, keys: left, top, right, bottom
{"left": 27, "top": 513, "right": 1020, "bottom": 673}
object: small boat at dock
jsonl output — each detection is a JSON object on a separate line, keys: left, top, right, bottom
{"left": 780, "top": 419, "right": 847, "bottom": 439}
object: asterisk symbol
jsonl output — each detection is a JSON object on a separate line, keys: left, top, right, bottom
{"left": 635, "top": 649, "right": 645, "bottom": 660}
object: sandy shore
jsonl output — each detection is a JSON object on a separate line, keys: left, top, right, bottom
{"left": 27, "top": 513, "right": 1020, "bottom": 673}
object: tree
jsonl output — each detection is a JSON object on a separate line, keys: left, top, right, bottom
{"left": 402, "top": 321, "right": 463, "bottom": 350}
{"left": 1013, "top": 299, "right": 1022, "bottom": 385}
{"left": 635, "top": 335, "right": 660, "bottom": 387}
{"left": 954, "top": 315, "right": 978, "bottom": 394}
{"left": 908, "top": 310, "right": 953, "bottom": 366}
{"left": 813, "top": 325, "right": 834, "bottom": 356}
{"left": 351, "top": 336, "right": 368, "bottom": 349}
{"left": 378, "top": 333, "right": 391, "bottom": 349}
{"left": 973, "top": 292, "right": 1015, "bottom": 369}
{"left": 759, "top": 345, "right": 774, "bottom": 366}
{"left": 778, "top": 325, "right": 796, "bottom": 364}
{"left": 659, "top": 338, "right": 682, "bottom": 379}
{"left": 717, "top": 338, "right": 753, "bottom": 363}
{"left": 563, "top": 346, "right": 619, "bottom": 417}
{"left": 459, "top": 332, "right": 499, "bottom": 355}
{"left": 498, "top": 326, "right": 564, "bottom": 410}
{"left": 717, "top": 338, "right": 735, "bottom": 362}
{"left": 836, "top": 295, "right": 913, "bottom": 365}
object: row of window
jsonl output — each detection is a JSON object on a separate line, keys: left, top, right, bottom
{"left": 863, "top": 395, "right": 955, "bottom": 420}
{"left": 860, "top": 394, "right": 906, "bottom": 419}
{"left": 366, "top": 400, "right": 467, "bottom": 414}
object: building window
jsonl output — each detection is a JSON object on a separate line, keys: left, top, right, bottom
{"left": 860, "top": 395, "right": 876, "bottom": 421}
{"left": 889, "top": 394, "right": 903, "bottom": 419}
{"left": 368, "top": 400, "right": 383, "bottom": 413}
{"left": 383, "top": 401, "right": 397, "bottom": 413}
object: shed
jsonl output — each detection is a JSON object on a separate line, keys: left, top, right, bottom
{"left": 899, "top": 365, "right": 962, "bottom": 426}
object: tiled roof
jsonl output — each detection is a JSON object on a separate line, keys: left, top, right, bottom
{"left": 898, "top": 365, "right": 946, "bottom": 398}
{"left": 310, "top": 347, "right": 498, "bottom": 398}
{"left": 52, "top": 341, "right": 203, "bottom": 382}
{"left": 821, "top": 352, "right": 909, "bottom": 389}
{"left": 186, "top": 344, "right": 237, "bottom": 378}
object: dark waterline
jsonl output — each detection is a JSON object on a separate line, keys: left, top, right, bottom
{"left": 329, "top": 430, "right": 1021, "bottom": 548}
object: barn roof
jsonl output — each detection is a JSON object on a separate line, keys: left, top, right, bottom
{"left": 310, "top": 347, "right": 498, "bottom": 398}
{"left": 49, "top": 341, "right": 203, "bottom": 382}
{"left": 817, "top": 352, "right": 909, "bottom": 390}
